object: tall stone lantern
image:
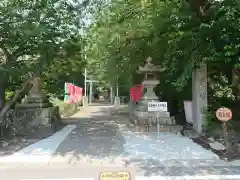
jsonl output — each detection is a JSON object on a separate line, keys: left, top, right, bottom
{"left": 138, "top": 57, "right": 165, "bottom": 105}
{"left": 132, "top": 57, "right": 174, "bottom": 126}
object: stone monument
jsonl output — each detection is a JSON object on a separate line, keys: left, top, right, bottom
{"left": 18, "top": 76, "right": 52, "bottom": 109}
{"left": 192, "top": 63, "right": 207, "bottom": 134}
{"left": 14, "top": 76, "right": 61, "bottom": 134}
{"left": 132, "top": 57, "right": 182, "bottom": 132}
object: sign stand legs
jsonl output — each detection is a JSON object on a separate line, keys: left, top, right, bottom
{"left": 157, "top": 119, "right": 160, "bottom": 141}
{"left": 222, "top": 122, "right": 229, "bottom": 149}
{"left": 216, "top": 107, "right": 232, "bottom": 156}
{"left": 222, "top": 122, "right": 231, "bottom": 154}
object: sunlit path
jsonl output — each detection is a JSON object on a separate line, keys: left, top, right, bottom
{"left": 1, "top": 104, "right": 240, "bottom": 180}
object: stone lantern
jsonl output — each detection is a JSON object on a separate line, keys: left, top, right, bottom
{"left": 138, "top": 56, "right": 165, "bottom": 106}
{"left": 132, "top": 57, "right": 181, "bottom": 132}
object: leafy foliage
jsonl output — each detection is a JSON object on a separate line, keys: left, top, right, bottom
{"left": 0, "top": 0, "right": 91, "bottom": 101}
{"left": 1, "top": 0, "right": 240, "bottom": 131}
{"left": 86, "top": 0, "right": 240, "bottom": 126}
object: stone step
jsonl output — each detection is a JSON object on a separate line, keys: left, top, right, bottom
{"left": 132, "top": 117, "right": 175, "bottom": 125}
{"left": 128, "top": 124, "right": 183, "bottom": 133}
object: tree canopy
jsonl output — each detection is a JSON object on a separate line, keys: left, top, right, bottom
{"left": 0, "top": 0, "right": 91, "bottom": 102}
{"left": 84, "top": 0, "right": 240, "bottom": 130}
{"left": 0, "top": 0, "right": 240, "bottom": 130}
{"left": 86, "top": 0, "right": 240, "bottom": 97}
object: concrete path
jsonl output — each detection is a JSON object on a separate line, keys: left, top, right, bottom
{"left": 0, "top": 125, "right": 76, "bottom": 163}
{"left": 52, "top": 105, "right": 219, "bottom": 166}
{"left": 48, "top": 104, "right": 240, "bottom": 178}
{"left": 1, "top": 103, "right": 240, "bottom": 179}
{"left": 1, "top": 166, "right": 240, "bottom": 180}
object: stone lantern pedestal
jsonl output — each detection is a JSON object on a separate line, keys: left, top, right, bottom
{"left": 13, "top": 76, "right": 62, "bottom": 134}
{"left": 114, "top": 96, "right": 121, "bottom": 107}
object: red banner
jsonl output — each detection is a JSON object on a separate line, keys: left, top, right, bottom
{"left": 130, "top": 84, "right": 144, "bottom": 102}
{"left": 65, "top": 83, "right": 83, "bottom": 104}
{"left": 73, "top": 86, "right": 83, "bottom": 103}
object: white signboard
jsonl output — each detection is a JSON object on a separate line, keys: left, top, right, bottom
{"left": 184, "top": 101, "right": 193, "bottom": 124}
{"left": 148, "top": 102, "right": 168, "bottom": 112}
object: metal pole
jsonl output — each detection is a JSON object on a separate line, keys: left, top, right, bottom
{"left": 84, "top": 68, "right": 87, "bottom": 96}
{"left": 110, "top": 86, "right": 113, "bottom": 104}
{"left": 116, "top": 85, "right": 119, "bottom": 97}
{"left": 89, "top": 80, "right": 93, "bottom": 104}
{"left": 116, "top": 77, "right": 119, "bottom": 97}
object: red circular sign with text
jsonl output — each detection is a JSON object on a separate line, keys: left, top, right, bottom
{"left": 216, "top": 107, "right": 232, "bottom": 122}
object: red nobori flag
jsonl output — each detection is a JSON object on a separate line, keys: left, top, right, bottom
{"left": 130, "top": 84, "right": 144, "bottom": 102}
{"left": 65, "top": 83, "right": 83, "bottom": 104}
{"left": 73, "top": 86, "right": 83, "bottom": 103}
{"left": 66, "top": 83, "right": 75, "bottom": 104}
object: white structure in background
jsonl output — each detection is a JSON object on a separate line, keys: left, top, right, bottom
{"left": 83, "top": 68, "right": 88, "bottom": 107}
{"left": 184, "top": 100, "right": 193, "bottom": 125}
{"left": 83, "top": 68, "right": 99, "bottom": 106}
{"left": 114, "top": 76, "right": 121, "bottom": 107}
{"left": 110, "top": 86, "right": 114, "bottom": 104}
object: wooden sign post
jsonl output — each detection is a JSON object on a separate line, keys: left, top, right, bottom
{"left": 215, "top": 107, "right": 232, "bottom": 152}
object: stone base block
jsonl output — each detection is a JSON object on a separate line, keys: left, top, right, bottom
{"left": 129, "top": 124, "right": 183, "bottom": 134}
{"left": 155, "top": 125, "right": 183, "bottom": 133}
{"left": 11, "top": 106, "right": 62, "bottom": 135}
{"left": 83, "top": 96, "right": 88, "bottom": 107}
{"left": 114, "top": 97, "right": 121, "bottom": 107}
{"left": 132, "top": 111, "right": 174, "bottom": 125}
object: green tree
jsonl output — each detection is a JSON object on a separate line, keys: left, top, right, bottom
{"left": 0, "top": 0, "right": 88, "bottom": 108}
{"left": 86, "top": 0, "right": 240, "bottom": 122}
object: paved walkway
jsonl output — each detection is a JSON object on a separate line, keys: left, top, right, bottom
{"left": 1, "top": 103, "right": 240, "bottom": 179}
{"left": 53, "top": 105, "right": 219, "bottom": 165}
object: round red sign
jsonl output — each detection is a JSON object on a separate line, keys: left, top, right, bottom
{"left": 216, "top": 107, "right": 232, "bottom": 122}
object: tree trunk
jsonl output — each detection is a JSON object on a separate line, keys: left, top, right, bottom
{"left": 0, "top": 71, "right": 7, "bottom": 110}
{"left": 0, "top": 76, "right": 33, "bottom": 117}
{"left": 0, "top": 73, "right": 34, "bottom": 120}
{"left": 0, "top": 47, "right": 16, "bottom": 110}
{"left": 232, "top": 68, "right": 240, "bottom": 100}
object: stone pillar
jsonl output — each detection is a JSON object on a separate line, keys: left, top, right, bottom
{"left": 83, "top": 96, "right": 88, "bottom": 107}
{"left": 114, "top": 96, "right": 121, "bottom": 107}
{"left": 192, "top": 63, "right": 207, "bottom": 134}
{"left": 110, "top": 87, "right": 114, "bottom": 104}
{"left": 114, "top": 80, "right": 120, "bottom": 107}
{"left": 89, "top": 81, "right": 93, "bottom": 104}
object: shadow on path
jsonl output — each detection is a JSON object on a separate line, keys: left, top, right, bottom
{"left": 53, "top": 105, "right": 240, "bottom": 176}
{"left": 54, "top": 106, "right": 128, "bottom": 164}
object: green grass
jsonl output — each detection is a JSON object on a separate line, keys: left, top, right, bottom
{"left": 50, "top": 97, "right": 80, "bottom": 117}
